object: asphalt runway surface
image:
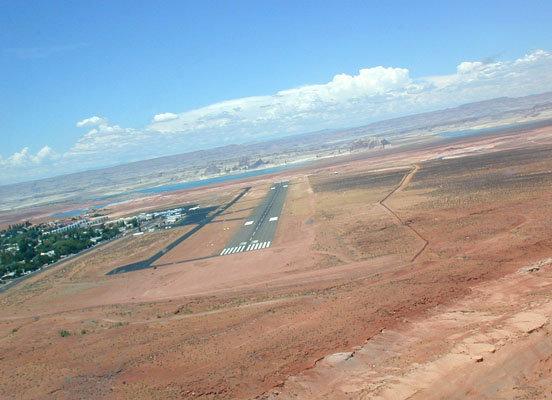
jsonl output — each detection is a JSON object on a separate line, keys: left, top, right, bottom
{"left": 106, "top": 187, "right": 251, "bottom": 275}
{"left": 220, "top": 181, "right": 288, "bottom": 256}
{"left": 17, "top": 181, "right": 285, "bottom": 280}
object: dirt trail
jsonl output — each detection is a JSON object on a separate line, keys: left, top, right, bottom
{"left": 378, "top": 165, "right": 429, "bottom": 262}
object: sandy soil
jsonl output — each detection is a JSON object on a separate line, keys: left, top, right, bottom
{"left": 1, "top": 126, "right": 552, "bottom": 399}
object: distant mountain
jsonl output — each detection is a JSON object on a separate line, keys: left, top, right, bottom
{"left": 2, "top": 91, "right": 551, "bottom": 212}
{"left": 317, "top": 91, "right": 552, "bottom": 141}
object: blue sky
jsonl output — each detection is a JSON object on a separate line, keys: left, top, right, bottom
{"left": 1, "top": 1, "right": 551, "bottom": 184}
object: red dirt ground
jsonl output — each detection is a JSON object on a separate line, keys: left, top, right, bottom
{"left": 1, "top": 126, "right": 552, "bottom": 399}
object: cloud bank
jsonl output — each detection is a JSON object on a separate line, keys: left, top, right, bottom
{"left": 0, "top": 146, "right": 59, "bottom": 168}
{"left": 2, "top": 50, "right": 552, "bottom": 184}
{"left": 147, "top": 50, "right": 552, "bottom": 141}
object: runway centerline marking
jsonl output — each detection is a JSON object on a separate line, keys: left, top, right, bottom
{"left": 218, "top": 181, "right": 288, "bottom": 257}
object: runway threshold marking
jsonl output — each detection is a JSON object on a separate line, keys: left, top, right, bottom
{"left": 218, "top": 181, "right": 288, "bottom": 257}
{"left": 220, "top": 241, "right": 272, "bottom": 255}
{"left": 106, "top": 186, "right": 252, "bottom": 276}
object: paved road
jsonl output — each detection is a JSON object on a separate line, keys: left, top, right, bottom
{"left": 220, "top": 181, "right": 288, "bottom": 256}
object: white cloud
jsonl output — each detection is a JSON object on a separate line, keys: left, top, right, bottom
{"left": 3, "top": 50, "right": 552, "bottom": 184}
{"left": 148, "top": 65, "right": 419, "bottom": 141}
{"left": 76, "top": 116, "right": 107, "bottom": 128}
{"left": 70, "top": 124, "right": 137, "bottom": 154}
{"left": 35, "top": 146, "right": 58, "bottom": 163}
{"left": 8, "top": 147, "right": 30, "bottom": 166}
{"left": 153, "top": 112, "right": 178, "bottom": 122}
{"left": 1, "top": 146, "right": 59, "bottom": 168}
{"left": 148, "top": 50, "right": 552, "bottom": 142}
{"left": 64, "top": 122, "right": 154, "bottom": 169}
{"left": 457, "top": 61, "right": 484, "bottom": 74}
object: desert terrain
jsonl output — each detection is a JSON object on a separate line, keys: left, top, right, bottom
{"left": 1, "top": 92, "right": 551, "bottom": 217}
{"left": 1, "top": 125, "right": 552, "bottom": 399}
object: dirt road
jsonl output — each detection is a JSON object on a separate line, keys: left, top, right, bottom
{"left": 378, "top": 165, "right": 429, "bottom": 262}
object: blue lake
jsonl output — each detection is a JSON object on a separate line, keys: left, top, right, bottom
{"left": 134, "top": 164, "right": 298, "bottom": 195}
{"left": 52, "top": 199, "right": 128, "bottom": 217}
{"left": 439, "top": 120, "right": 536, "bottom": 138}
{"left": 52, "top": 163, "right": 302, "bottom": 217}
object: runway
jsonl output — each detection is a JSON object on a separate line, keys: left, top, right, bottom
{"left": 220, "top": 181, "right": 288, "bottom": 256}
{"left": 105, "top": 187, "right": 251, "bottom": 275}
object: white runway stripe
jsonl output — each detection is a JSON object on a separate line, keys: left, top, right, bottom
{"left": 222, "top": 239, "right": 274, "bottom": 255}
